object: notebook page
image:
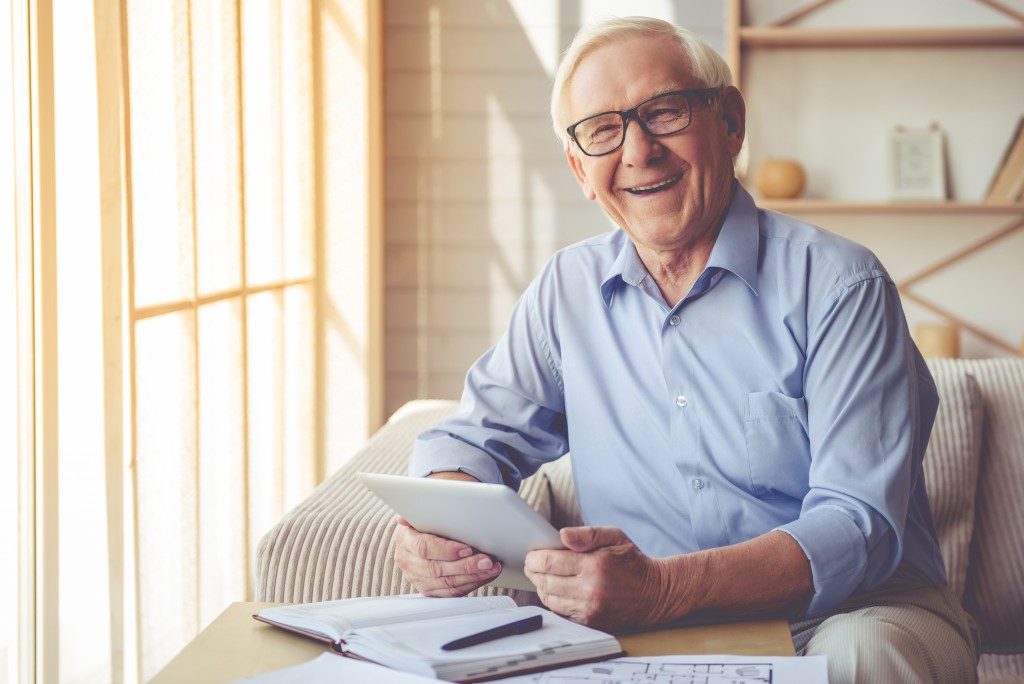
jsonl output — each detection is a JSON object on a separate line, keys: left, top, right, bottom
{"left": 258, "top": 594, "right": 517, "bottom": 641}
{"left": 343, "top": 606, "right": 619, "bottom": 677}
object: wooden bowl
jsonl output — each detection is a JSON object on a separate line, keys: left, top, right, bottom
{"left": 755, "top": 158, "right": 806, "bottom": 199}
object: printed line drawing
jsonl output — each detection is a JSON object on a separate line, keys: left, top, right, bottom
{"left": 526, "top": 658, "right": 774, "bottom": 683}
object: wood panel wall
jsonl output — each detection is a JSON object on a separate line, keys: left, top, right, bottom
{"left": 383, "top": 1, "right": 724, "bottom": 416}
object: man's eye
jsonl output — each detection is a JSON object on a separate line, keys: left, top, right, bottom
{"left": 587, "top": 124, "right": 621, "bottom": 142}
{"left": 645, "top": 107, "right": 684, "bottom": 123}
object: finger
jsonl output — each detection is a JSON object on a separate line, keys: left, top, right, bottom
{"left": 402, "top": 527, "right": 475, "bottom": 561}
{"left": 420, "top": 578, "right": 492, "bottom": 598}
{"left": 415, "top": 564, "right": 503, "bottom": 595}
{"left": 525, "top": 549, "right": 583, "bottom": 577}
{"left": 526, "top": 570, "right": 585, "bottom": 600}
{"left": 405, "top": 551, "right": 500, "bottom": 580}
{"left": 560, "top": 526, "right": 627, "bottom": 552}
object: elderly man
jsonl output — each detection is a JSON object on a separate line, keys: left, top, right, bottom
{"left": 393, "top": 16, "right": 978, "bottom": 683}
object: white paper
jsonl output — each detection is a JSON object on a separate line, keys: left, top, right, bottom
{"left": 498, "top": 654, "right": 828, "bottom": 684}
{"left": 346, "top": 606, "right": 614, "bottom": 666}
{"left": 343, "top": 605, "right": 620, "bottom": 681}
{"left": 231, "top": 652, "right": 437, "bottom": 683}
{"left": 257, "top": 593, "right": 516, "bottom": 641}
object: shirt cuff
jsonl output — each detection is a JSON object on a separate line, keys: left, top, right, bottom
{"left": 775, "top": 506, "right": 867, "bottom": 616}
{"left": 408, "top": 437, "right": 506, "bottom": 485}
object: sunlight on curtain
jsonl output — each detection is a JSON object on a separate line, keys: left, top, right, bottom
{"left": 0, "top": 185, "right": 19, "bottom": 683}
{"left": 124, "top": 0, "right": 320, "bottom": 678}
{"left": 53, "top": 2, "right": 113, "bottom": 681}
{"left": 192, "top": 0, "right": 243, "bottom": 298}
{"left": 134, "top": 312, "right": 199, "bottom": 674}
{"left": 9, "top": 0, "right": 379, "bottom": 679}
{"left": 1, "top": 5, "right": 24, "bottom": 682}
{"left": 196, "top": 299, "right": 247, "bottom": 626}
{"left": 321, "top": 0, "right": 377, "bottom": 473}
{"left": 246, "top": 286, "right": 316, "bottom": 548}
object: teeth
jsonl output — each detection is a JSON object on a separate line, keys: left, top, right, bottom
{"left": 628, "top": 174, "right": 680, "bottom": 193}
{"left": 635, "top": 179, "right": 671, "bottom": 191}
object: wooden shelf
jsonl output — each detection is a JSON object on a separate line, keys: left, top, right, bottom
{"left": 757, "top": 200, "right": 1024, "bottom": 215}
{"left": 739, "top": 26, "right": 1024, "bottom": 49}
{"left": 727, "top": 0, "right": 1024, "bottom": 354}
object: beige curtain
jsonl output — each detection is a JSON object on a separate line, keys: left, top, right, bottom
{"left": 3, "top": 0, "right": 382, "bottom": 681}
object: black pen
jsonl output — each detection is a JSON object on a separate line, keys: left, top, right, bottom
{"left": 440, "top": 614, "right": 544, "bottom": 651}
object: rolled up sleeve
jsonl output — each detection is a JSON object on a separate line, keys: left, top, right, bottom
{"left": 776, "top": 271, "right": 935, "bottom": 616}
{"left": 409, "top": 272, "right": 569, "bottom": 489}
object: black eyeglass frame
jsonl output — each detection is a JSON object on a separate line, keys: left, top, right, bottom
{"left": 566, "top": 87, "right": 720, "bottom": 157}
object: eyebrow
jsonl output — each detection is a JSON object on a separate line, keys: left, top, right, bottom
{"left": 585, "top": 85, "right": 691, "bottom": 118}
{"left": 647, "top": 85, "right": 688, "bottom": 100}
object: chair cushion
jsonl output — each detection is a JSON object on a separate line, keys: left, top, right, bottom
{"left": 978, "top": 652, "right": 1024, "bottom": 683}
{"left": 922, "top": 360, "right": 985, "bottom": 604}
{"left": 539, "top": 456, "right": 583, "bottom": 529}
{"left": 952, "top": 359, "right": 1024, "bottom": 653}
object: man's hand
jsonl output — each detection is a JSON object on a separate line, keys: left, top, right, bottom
{"left": 392, "top": 471, "right": 501, "bottom": 597}
{"left": 524, "top": 526, "right": 689, "bottom": 630}
{"left": 392, "top": 519, "right": 503, "bottom": 596}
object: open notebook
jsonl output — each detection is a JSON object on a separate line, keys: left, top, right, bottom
{"left": 254, "top": 595, "right": 623, "bottom": 682}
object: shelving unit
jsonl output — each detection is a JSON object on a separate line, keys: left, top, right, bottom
{"left": 725, "top": 0, "right": 1024, "bottom": 354}
{"left": 738, "top": 26, "right": 1024, "bottom": 49}
{"left": 759, "top": 200, "right": 1024, "bottom": 215}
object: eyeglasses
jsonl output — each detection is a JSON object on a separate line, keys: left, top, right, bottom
{"left": 566, "top": 88, "right": 719, "bottom": 157}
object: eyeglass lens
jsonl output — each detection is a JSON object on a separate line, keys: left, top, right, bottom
{"left": 573, "top": 91, "right": 694, "bottom": 156}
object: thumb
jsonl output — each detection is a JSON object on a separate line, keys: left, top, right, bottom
{"left": 560, "top": 526, "right": 629, "bottom": 552}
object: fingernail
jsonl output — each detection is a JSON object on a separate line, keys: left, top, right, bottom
{"left": 477, "top": 558, "right": 493, "bottom": 571}
{"left": 458, "top": 548, "right": 473, "bottom": 558}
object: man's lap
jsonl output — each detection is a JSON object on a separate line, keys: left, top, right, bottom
{"left": 790, "top": 563, "right": 979, "bottom": 683}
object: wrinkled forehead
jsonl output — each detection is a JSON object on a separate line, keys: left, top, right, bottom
{"left": 566, "top": 34, "right": 697, "bottom": 121}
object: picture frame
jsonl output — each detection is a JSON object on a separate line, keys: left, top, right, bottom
{"left": 889, "top": 123, "right": 947, "bottom": 201}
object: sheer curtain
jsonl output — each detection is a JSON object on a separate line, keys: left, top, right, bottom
{"left": 4, "top": 0, "right": 382, "bottom": 681}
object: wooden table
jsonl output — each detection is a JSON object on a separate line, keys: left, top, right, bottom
{"left": 151, "top": 602, "right": 795, "bottom": 683}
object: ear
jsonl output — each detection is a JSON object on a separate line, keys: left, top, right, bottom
{"left": 719, "top": 86, "right": 746, "bottom": 158}
{"left": 565, "top": 146, "right": 597, "bottom": 201}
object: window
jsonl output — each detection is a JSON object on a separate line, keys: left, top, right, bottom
{"left": 4, "top": 0, "right": 382, "bottom": 680}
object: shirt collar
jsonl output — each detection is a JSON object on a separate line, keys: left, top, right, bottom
{"left": 600, "top": 238, "right": 651, "bottom": 307}
{"left": 705, "top": 180, "right": 760, "bottom": 296}
{"left": 600, "top": 180, "right": 760, "bottom": 308}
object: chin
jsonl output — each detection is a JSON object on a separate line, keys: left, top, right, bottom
{"left": 627, "top": 223, "right": 686, "bottom": 250}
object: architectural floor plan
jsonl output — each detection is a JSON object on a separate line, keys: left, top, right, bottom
{"left": 501, "top": 655, "right": 827, "bottom": 684}
{"left": 527, "top": 659, "right": 773, "bottom": 683}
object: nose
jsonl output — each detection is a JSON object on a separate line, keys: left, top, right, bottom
{"left": 620, "top": 117, "right": 663, "bottom": 167}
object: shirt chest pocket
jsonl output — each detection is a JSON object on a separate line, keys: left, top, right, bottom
{"left": 743, "top": 391, "right": 811, "bottom": 500}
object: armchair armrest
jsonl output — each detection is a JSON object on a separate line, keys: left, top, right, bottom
{"left": 254, "top": 400, "right": 552, "bottom": 605}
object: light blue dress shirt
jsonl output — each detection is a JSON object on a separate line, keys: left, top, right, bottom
{"left": 410, "top": 181, "right": 947, "bottom": 616}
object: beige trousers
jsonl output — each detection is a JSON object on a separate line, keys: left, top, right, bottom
{"left": 790, "top": 564, "right": 980, "bottom": 684}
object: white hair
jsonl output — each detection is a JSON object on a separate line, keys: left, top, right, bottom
{"left": 550, "top": 16, "right": 734, "bottom": 150}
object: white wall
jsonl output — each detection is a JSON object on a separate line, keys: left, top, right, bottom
{"left": 384, "top": 0, "right": 1024, "bottom": 415}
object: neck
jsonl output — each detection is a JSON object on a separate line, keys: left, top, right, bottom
{"left": 637, "top": 185, "right": 733, "bottom": 307}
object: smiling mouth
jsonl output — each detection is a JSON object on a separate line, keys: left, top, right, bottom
{"left": 624, "top": 172, "right": 683, "bottom": 196}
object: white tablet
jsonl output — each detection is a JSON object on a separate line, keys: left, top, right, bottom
{"left": 356, "top": 472, "right": 565, "bottom": 592}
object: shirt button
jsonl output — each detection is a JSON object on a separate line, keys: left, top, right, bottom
{"left": 669, "top": 315, "right": 681, "bottom": 327}
{"left": 692, "top": 478, "right": 704, "bottom": 491}
{"left": 675, "top": 394, "right": 688, "bottom": 407}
